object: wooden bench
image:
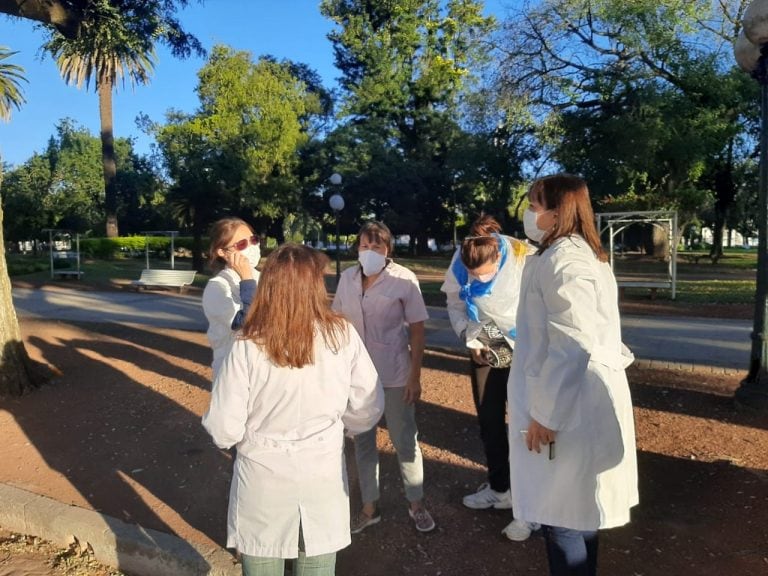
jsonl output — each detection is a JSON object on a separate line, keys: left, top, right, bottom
{"left": 617, "top": 280, "right": 672, "bottom": 301}
{"left": 679, "top": 252, "right": 709, "bottom": 264}
{"left": 131, "top": 269, "right": 196, "bottom": 294}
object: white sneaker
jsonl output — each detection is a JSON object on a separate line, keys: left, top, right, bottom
{"left": 462, "top": 482, "right": 513, "bottom": 510}
{"left": 502, "top": 518, "right": 540, "bottom": 542}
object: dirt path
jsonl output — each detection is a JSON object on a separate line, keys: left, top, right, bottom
{"left": 1, "top": 316, "right": 766, "bottom": 575}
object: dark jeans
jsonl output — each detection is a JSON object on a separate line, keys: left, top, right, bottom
{"left": 542, "top": 525, "right": 599, "bottom": 576}
{"left": 469, "top": 360, "right": 510, "bottom": 492}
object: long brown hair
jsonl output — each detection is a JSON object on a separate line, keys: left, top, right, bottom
{"left": 460, "top": 214, "right": 502, "bottom": 269}
{"left": 241, "top": 243, "right": 347, "bottom": 368}
{"left": 529, "top": 174, "right": 607, "bottom": 262}
{"left": 207, "top": 217, "right": 253, "bottom": 272}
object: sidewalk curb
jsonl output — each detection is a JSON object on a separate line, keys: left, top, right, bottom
{"left": 424, "top": 344, "right": 746, "bottom": 376}
{"left": 0, "top": 483, "right": 239, "bottom": 576}
{"left": 630, "top": 358, "right": 745, "bottom": 376}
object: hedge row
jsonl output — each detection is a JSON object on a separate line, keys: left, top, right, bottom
{"left": 77, "top": 236, "right": 282, "bottom": 259}
{"left": 77, "top": 236, "right": 199, "bottom": 259}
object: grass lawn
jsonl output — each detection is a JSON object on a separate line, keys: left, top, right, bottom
{"left": 6, "top": 254, "right": 213, "bottom": 290}
{"left": 7, "top": 249, "right": 756, "bottom": 306}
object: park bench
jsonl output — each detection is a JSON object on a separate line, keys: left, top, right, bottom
{"left": 616, "top": 279, "right": 672, "bottom": 301}
{"left": 53, "top": 269, "right": 84, "bottom": 279}
{"left": 131, "top": 269, "right": 196, "bottom": 294}
{"left": 678, "top": 252, "right": 709, "bottom": 265}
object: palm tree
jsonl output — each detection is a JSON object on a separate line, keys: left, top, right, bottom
{"left": 43, "top": 1, "right": 156, "bottom": 237}
{"left": 0, "top": 46, "right": 26, "bottom": 120}
{"left": 0, "top": 47, "right": 33, "bottom": 396}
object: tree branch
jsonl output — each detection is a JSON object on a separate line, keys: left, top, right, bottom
{"left": 0, "top": 0, "right": 82, "bottom": 38}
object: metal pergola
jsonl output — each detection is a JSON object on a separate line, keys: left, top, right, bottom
{"left": 596, "top": 210, "right": 678, "bottom": 299}
{"left": 139, "top": 231, "right": 179, "bottom": 270}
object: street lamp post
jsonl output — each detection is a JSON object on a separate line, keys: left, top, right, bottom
{"left": 329, "top": 173, "right": 344, "bottom": 288}
{"left": 734, "top": 0, "right": 768, "bottom": 409}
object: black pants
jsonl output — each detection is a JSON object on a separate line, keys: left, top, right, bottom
{"left": 469, "top": 360, "right": 510, "bottom": 493}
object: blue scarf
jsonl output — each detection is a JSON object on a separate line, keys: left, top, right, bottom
{"left": 451, "top": 233, "right": 509, "bottom": 325}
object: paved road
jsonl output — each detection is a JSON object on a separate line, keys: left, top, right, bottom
{"left": 12, "top": 287, "right": 750, "bottom": 371}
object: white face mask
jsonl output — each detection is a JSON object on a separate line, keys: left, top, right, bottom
{"left": 358, "top": 249, "right": 387, "bottom": 276}
{"left": 475, "top": 270, "right": 496, "bottom": 283}
{"left": 242, "top": 244, "right": 261, "bottom": 269}
{"left": 472, "top": 260, "right": 499, "bottom": 283}
{"left": 523, "top": 208, "right": 550, "bottom": 243}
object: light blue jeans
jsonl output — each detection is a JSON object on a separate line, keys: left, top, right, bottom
{"left": 240, "top": 553, "right": 336, "bottom": 576}
{"left": 354, "top": 386, "right": 424, "bottom": 504}
{"left": 240, "top": 525, "right": 336, "bottom": 576}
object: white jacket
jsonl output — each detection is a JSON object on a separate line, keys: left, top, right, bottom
{"left": 202, "top": 267, "right": 260, "bottom": 377}
{"left": 508, "top": 235, "right": 638, "bottom": 530}
{"left": 202, "top": 323, "right": 383, "bottom": 558}
{"left": 440, "top": 236, "right": 531, "bottom": 347}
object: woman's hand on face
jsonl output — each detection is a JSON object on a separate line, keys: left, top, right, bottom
{"left": 525, "top": 419, "right": 556, "bottom": 453}
{"left": 403, "top": 376, "right": 422, "bottom": 405}
{"left": 227, "top": 249, "right": 254, "bottom": 281}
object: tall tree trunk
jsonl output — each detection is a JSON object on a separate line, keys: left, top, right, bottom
{"left": 99, "top": 78, "right": 119, "bottom": 238}
{"left": 0, "top": 175, "right": 34, "bottom": 396}
{"left": 710, "top": 154, "right": 737, "bottom": 263}
{"left": 192, "top": 209, "right": 206, "bottom": 274}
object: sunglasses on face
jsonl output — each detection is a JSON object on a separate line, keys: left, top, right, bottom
{"left": 225, "top": 235, "right": 259, "bottom": 252}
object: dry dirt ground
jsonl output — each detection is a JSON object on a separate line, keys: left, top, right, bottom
{"left": 0, "top": 297, "right": 766, "bottom": 575}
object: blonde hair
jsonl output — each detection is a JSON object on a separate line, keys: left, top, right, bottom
{"left": 529, "top": 174, "right": 607, "bottom": 262}
{"left": 241, "top": 243, "right": 347, "bottom": 368}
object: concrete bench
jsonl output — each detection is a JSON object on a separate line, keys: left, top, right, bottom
{"left": 616, "top": 280, "right": 671, "bottom": 300}
{"left": 131, "top": 269, "right": 196, "bottom": 294}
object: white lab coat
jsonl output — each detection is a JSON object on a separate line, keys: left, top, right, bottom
{"left": 202, "top": 323, "right": 383, "bottom": 558}
{"left": 332, "top": 261, "right": 429, "bottom": 388}
{"left": 202, "top": 267, "right": 260, "bottom": 377}
{"left": 508, "top": 235, "right": 638, "bottom": 531}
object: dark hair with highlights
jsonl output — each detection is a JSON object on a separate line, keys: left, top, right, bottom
{"left": 528, "top": 174, "right": 607, "bottom": 262}
{"left": 352, "top": 221, "right": 395, "bottom": 256}
{"left": 460, "top": 215, "right": 502, "bottom": 270}
{"left": 241, "top": 243, "right": 347, "bottom": 368}
{"left": 207, "top": 217, "right": 254, "bottom": 272}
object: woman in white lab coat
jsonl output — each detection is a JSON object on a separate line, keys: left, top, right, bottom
{"left": 509, "top": 174, "right": 638, "bottom": 576}
{"left": 203, "top": 243, "right": 384, "bottom": 576}
{"left": 440, "top": 215, "right": 537, "bottom": 542}
{"left": 202, "top": 217, "right": 261, "bottom": 378}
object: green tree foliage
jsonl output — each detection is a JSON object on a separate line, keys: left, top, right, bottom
{"left": 0, "top": 46, "right": 26, "bottom": 120}
{"left": 2, "top": 0, "right": 205, "bottom": 238}
{"left": 320, "top": 0, "right": 496, "bottom": 252}
{"left": 153, "top": 45, "right": 320, "bottom": 270}
{"left": 496, "top": 0, "right": 756, "bottom": 253}
{"left": 1, "top": 119, "right": 161, "bottom": 239}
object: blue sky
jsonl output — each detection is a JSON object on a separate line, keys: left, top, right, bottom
{"left": 0, "top": 0, "right": 515, "bottom": 167}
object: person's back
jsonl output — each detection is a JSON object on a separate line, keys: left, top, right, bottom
{"left": 203, "top": 243, "right": 383, "bottom": 573}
